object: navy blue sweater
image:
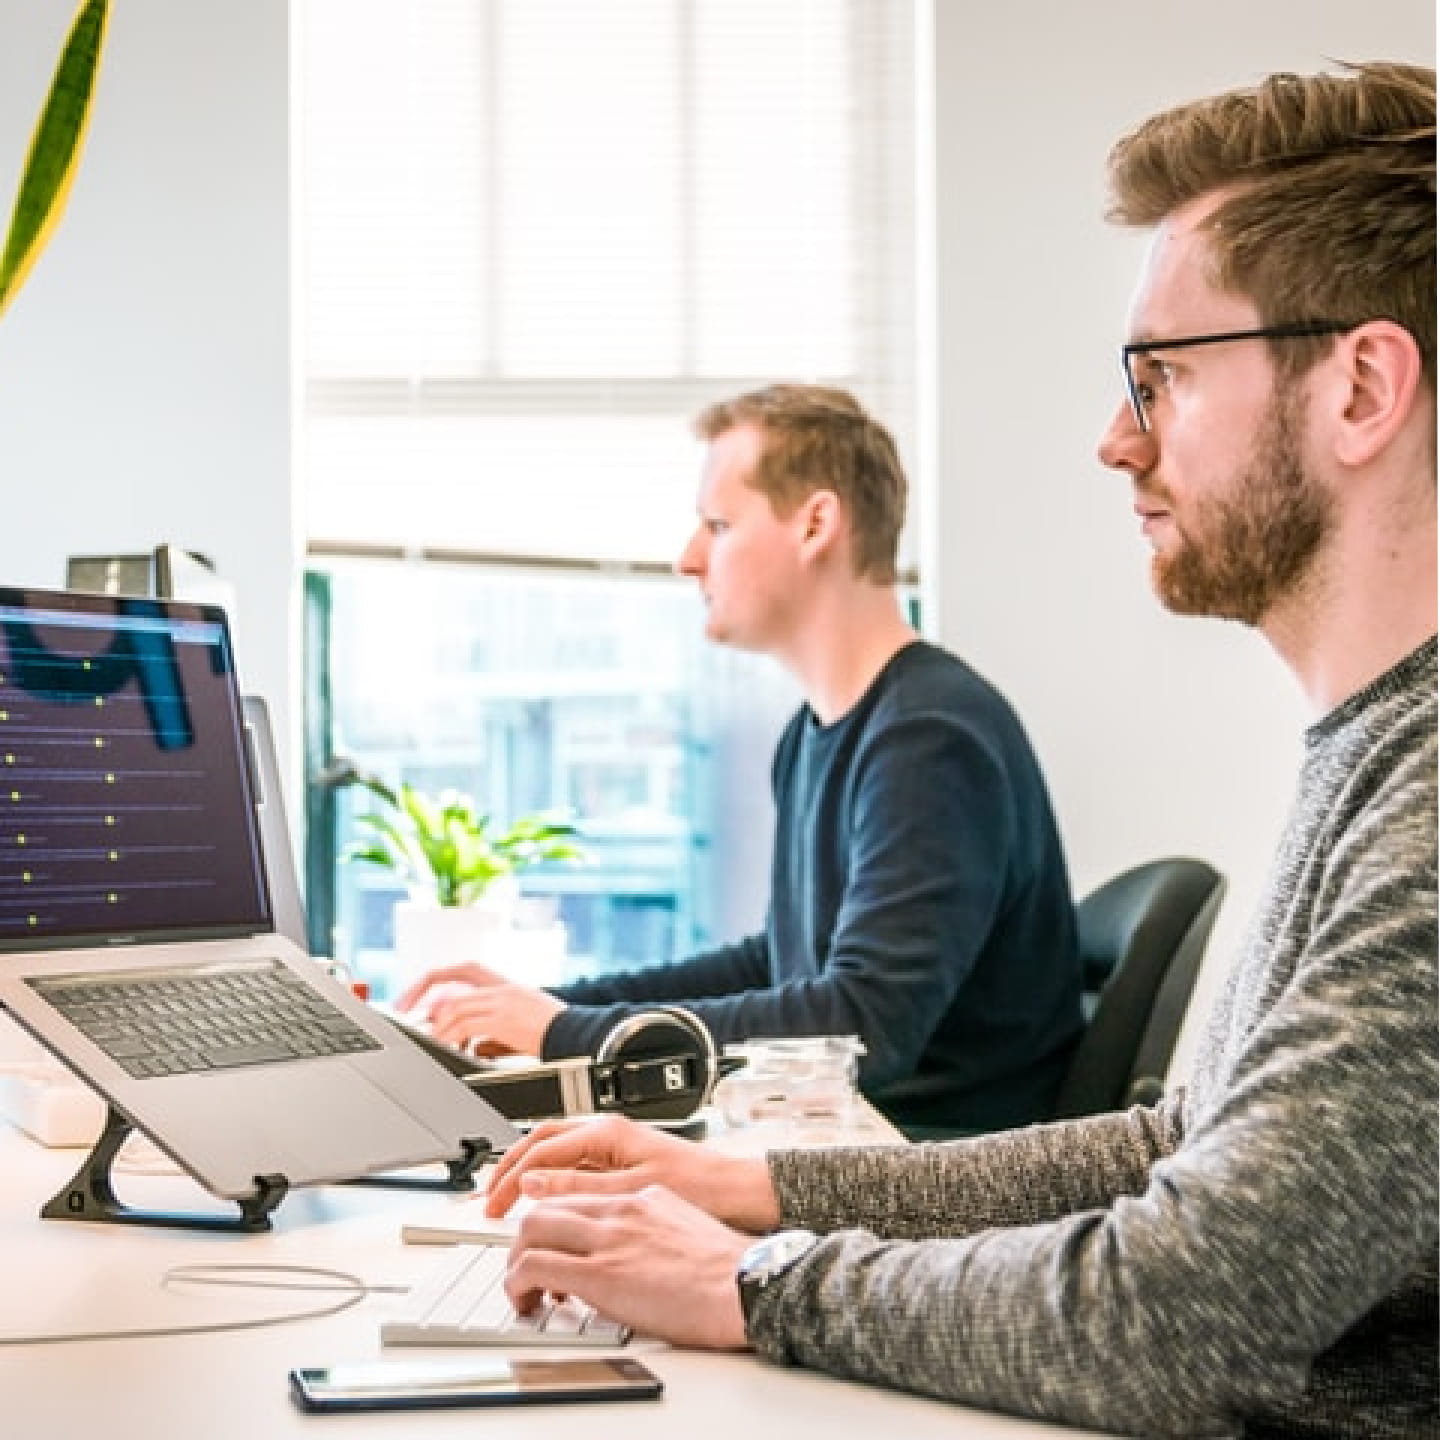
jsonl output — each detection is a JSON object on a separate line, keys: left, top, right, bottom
{"left": 543, "top": 641, "right": 1083, "bottom": 1133}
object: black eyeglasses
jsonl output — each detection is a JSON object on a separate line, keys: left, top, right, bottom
{"left": 1120, "top": 320, "right": 1356, "bottom": 433}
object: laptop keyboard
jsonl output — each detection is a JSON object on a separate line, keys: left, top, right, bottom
{"left": 383, "top": 1243, "right": 630, "bottom": 1348}
{"left": 30, "top": 959, "right": 381, "bottom": 1079}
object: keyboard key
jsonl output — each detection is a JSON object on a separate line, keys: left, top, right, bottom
{"left": 382, "top": 1244, "right": 631, "bottom": 1349}
{"left": 197, "top": 1041, "right": 295, "bottom": 1068}
{"left": 31, "top": 959, "right": 382, "bottom": 1079}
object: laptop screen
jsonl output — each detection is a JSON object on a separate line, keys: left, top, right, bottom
{"left": 0, "top": 587, "right": 272, "bottom": 951}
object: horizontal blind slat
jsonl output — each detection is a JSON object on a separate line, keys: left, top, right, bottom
{"left": 298, "top": 0, "right": 915, "bottom": 564}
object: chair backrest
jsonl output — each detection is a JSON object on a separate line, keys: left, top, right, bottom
{"left": 1050, "top": 857, "right": 1226, "bottom": 1120}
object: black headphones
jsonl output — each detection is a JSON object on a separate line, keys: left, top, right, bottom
{"left": 400, "top": 1006, "right": 724, "bottom": 1125}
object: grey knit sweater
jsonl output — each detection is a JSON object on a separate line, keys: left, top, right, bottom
{"left": 751, "top": 638, "right": 1438, "bottom": 1438}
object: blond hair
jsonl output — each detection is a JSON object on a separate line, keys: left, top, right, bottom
{"left": 1107, "top": 62, "right": 1436, "bottom": 387}
{"left": 693, "top": 384, "right": 906, "bottom": 583}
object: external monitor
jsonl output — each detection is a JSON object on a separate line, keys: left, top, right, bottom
{"left": 64, "top": 554, "right": 156, "bottom": 597}
{"left": 153, "top": 544, "right": 238, "bottom": 614}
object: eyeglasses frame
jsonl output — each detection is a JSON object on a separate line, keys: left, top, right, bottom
{"left": 1120, "top": 320, "right": 1357, "bottom": 433}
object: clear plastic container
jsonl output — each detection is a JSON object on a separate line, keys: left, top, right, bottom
{"left": 715, "top": 1035, "right": 865, "bottom": 1128}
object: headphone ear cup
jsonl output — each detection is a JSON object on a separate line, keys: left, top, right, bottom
{"left": 594, "top": 1005, "right": 718, "bottom": 1121}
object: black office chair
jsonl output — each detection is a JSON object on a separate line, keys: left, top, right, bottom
{"left": 1049, "top": 857, "right": 1226, "bottom": 1120}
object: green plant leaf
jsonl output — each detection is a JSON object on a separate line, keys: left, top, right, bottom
{"left": 350, "top": 810, "right": 406, "bottom": 855}
{"left": 0, "top": 0, "right": 110, "bottom": 321}
{"left": 340, "top": 839, "right": 407, "bottom": 873}
{"left": 338, "top": 766, "right": 588, "bottom": 905}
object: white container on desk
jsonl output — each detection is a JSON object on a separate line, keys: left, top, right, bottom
{"left": 391, "top": 901, "right": 569, "bottom": 991}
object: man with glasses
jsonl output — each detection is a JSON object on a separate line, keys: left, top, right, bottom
{"left": 469, "top": 62, "right": 1436, "bottom": 1438}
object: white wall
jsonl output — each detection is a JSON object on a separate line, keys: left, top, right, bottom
{"left": 0, "top": 0, "right": 294, "bottom": 752}
{"left": 925, "top": 0, "right": 1434, "bottom": 1073}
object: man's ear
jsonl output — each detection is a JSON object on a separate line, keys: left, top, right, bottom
{"left": 1330, "top": 320, "right": 1425, "bottom": 468}
{"left": 796, "top": 489, "right": 844, "bottom": 563}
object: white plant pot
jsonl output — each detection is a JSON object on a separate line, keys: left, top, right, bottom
{"left": 392, "top": 898, "right": 569, "bottom": 992}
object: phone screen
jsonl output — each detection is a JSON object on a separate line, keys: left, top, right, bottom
{"left": 290, "top": 1356, "right": 663, "bottom": 1412}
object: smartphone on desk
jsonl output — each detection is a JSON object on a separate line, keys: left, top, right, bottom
{"left": 289, "top": 1356, "right": 663, "bottom": 1412}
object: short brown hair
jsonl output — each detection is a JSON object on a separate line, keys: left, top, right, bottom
{"left": 692, "top": 384, "right": 906, "bottom": 583}
{"left": 1106, "top": 62, "right": 1436, "bottom": 389}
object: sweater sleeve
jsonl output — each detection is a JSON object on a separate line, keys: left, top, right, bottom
{"left": 768, "top": 1095, "right": 1185, "bottom": 1238}
{"left": 540, "top": 935, "right": 771, "bottom": 1059}
{"left": 745, "top": 742, "right": 1438, "bottom": 1435}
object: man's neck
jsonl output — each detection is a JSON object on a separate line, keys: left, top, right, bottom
{"left": 1263, "top": 500, "right": 1437, "bottom": 717}
{"left": 780, "top": 587, "right": 919, "bottom": 726}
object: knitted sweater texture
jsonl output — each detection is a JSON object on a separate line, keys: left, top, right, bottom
{"left": 753, "top": 639, "right": 1438, "bottom": 1438}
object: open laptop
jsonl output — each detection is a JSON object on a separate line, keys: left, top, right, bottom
{"left": 239, "top": 693, "right": 310, "bottom": 952}
{"left": 0, "top": 585, "right": 517, "bottom": 1211}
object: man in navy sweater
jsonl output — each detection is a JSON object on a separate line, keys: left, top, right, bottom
{"left": 401, "top": 384, "right": 1082, "bottom": 1135}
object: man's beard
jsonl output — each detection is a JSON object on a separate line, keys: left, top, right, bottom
{"left": 1150, "top": 385, "right": 1335, "bottom": 626}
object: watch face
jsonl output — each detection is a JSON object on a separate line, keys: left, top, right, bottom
{"left": 740, "top": 1231, "right": 816, "bottom": 1328}
{"left": 740, "top": 1229, "right": 819, "bottom": 1286}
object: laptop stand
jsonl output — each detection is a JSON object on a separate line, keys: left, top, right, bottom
{"left": 41, "top": 1104, "right": 289, "bottom": 1233}
{"left": 41, "top": 1105, "right": 496, "bottom": 1232}
{"left": 342, "top": 1134, "right": 493, "bottom": 1193}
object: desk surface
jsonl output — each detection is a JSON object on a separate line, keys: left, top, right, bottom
{"left": 0, "top": 1110, "right": 1111, "bottom": 1439}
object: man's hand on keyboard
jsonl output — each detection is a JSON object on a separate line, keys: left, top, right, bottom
{"left": 485, "top": 1114, "right": 782, "bottom": 1234}
{"left": 505, "top": 1183, "right": 751, "bottom": 1352}
{"left": 396, "top": 962, "right": 564, "bottom": 1057}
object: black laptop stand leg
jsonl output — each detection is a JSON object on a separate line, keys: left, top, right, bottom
{"left": 341, "top": 1136, "right": 493, "bottom": 1193}
{"left": 40, "top": 1104, "right": 289, "bottom": 1233}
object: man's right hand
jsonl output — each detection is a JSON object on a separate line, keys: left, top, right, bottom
{"left": 395, "top": 961, "right": 564, "bottom": 1057}
{"left": 484, "top": 1113, "right": 782, "bottom": 1235}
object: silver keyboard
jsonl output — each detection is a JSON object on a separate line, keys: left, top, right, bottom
{"left": 383, "top": 1243, "right": 630, "bottom": 1348}
{"left": 31, "top": 960, "right": 379, "bottom": 1079}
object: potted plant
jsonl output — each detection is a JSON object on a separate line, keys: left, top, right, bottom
{"left": 337, "top": 766, "right": 587, "bottom": 987}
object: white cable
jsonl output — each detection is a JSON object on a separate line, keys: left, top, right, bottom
{"left": 0, "top": 1262, "right": 404, "bottom": 1347}
{"left": 164, "top": 1262, "right": 407, "bottom": 1298}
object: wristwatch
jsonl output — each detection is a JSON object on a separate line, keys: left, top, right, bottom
{"left": 736, "top": 1228, "right": 820, "bottom": 1328}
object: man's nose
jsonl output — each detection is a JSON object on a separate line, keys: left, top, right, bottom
{"left": 1097, "top": 399, "right": 1157, "bottom": 478}
{"left": 676, "top": 530, "right": 705, "bottom": 576}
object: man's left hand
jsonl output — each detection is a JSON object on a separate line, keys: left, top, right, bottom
{"left": 504, "top": 1184, "right": 753, "bottom": 1350}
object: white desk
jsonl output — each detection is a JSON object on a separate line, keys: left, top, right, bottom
{"left": 0, "top": 1114, "right": 1112, "bottom": 1440}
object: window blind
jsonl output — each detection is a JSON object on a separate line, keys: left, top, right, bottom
{"left": 298, "top": 0, "right": 916, "bottom": 566}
